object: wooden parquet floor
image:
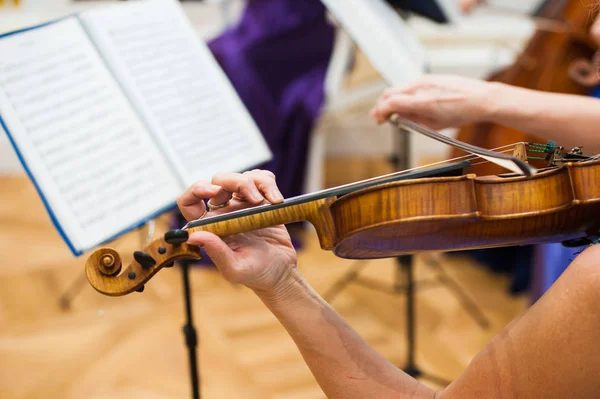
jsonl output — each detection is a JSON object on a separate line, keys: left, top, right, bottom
{"left": 0, "top": 176, "right": 529, "bottom": 399}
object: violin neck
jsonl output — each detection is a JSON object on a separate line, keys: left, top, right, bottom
{"left": 181, "top": 160, "right": 469, "bottom": 249}
{"left": 185, "top": 198, "right": 338, "bottom": 250}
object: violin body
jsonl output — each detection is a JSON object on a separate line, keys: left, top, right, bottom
{"left": 85, "top": 158, "right": 600, "bottom": 296}
{"left": 332, "top": 160, "right": 600, "bottom": 258}
{"left": 452, "top": 0, "right": 599, "bottom": 175}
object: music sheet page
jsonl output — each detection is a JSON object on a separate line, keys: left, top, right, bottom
{"left": 80, "top": 0, "right": 272, "bottom": 186}
{"left": 0, "top": 18, "right": 181, "bottom": 253}
{"left": 321, "top": 0, "right": 426, "bottom": 85}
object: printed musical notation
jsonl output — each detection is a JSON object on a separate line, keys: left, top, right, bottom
{"left": 0, "top": 18, "right": 180, "bottom": 249}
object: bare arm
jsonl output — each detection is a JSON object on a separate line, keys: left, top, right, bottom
{"left": 371, "top": 75, "right": 600, "bottom": 153}
{"left": 256, "top": 268, "right": 435, "bottom": 399}
{"left": 487, "top": 82, "right": 600, "bottom": 153}
{"left": 259, "top": 245, "right": 600, "bottom": 399}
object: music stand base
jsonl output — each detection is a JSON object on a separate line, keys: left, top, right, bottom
{"left": 180, "top": 261, "right": 201, "bottom": 399}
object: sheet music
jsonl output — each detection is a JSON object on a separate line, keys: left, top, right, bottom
{"left": 0, "top": 18, "right": 181, "bottom": 253}
{"left": 80, "top": 0, "right": 272, "bottom": 186}
{"left": 321, "top": 0, "right": 427, "bottom": 85}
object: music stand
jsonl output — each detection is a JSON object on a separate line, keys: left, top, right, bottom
{"left": 179, "top": 259, "right": 201, "bottom": 399}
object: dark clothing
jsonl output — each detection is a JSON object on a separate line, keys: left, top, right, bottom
{"left": 207, "top": 0, "right": 335, "bottom": 198}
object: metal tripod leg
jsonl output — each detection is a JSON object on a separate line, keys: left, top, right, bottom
{"left": 423, "top": 255, "right": 490, "bottom": 329}
{"left": 180, "top": 260, "right": 201, "bottom": 399}
{"left": 397, "top": 255, "right": 451, "bottom": 387}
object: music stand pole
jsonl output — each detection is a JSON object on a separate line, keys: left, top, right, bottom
{"left": 392, "top": 126, "right": 450, "bottom": 386}
{"left": 180, "top": 260, "right": 201, "bottom": 399}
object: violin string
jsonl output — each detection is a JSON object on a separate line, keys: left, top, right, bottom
{"left": 280, "top": 143, "right": 525, "bottom": 200}
{"left": 399, "top": 140, "right": 561, "bottom": 173}
{"left": 412, "top": 143, "right": 533, "bottom": 172}
{"left": 402, "top": 143, "right": 523, "bottom": 172}
{"left": 314, "top": 140, "right": 557, "bottom": 197}
{"left": 185, "top": 142, "right": 557, "bottom": 228}
{"left": 461, "top": 149, "right": 523, "bottom": 168}
{"left": 439, "top": 141, "right": 565, "bottom": 167}
{"left": 403, "top": 143, "right": 521, "bottom": 169}
{"left": 370, "top": 144, "right": 527, "bottom": 184}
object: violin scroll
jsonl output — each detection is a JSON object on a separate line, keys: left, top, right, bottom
{"left": 97, "top": 249, "right": 121, "bottom": 276}
{"left": 85, "top": 230, "right": 202, "bottom": 296}
{"left": 568, "top": 52, "right": 600, "bottom": 87}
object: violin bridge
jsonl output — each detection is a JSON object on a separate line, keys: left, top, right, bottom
{"left": 512, "top": 143, "right": 528, "bottom": 163}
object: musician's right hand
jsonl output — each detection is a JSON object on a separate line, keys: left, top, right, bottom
{"left": 177, "top": 170, "right": 299, "bottom": 298}
{"left": 370, "top": 74, "right": 498, "bottom": 130}
{"left": 460, "top": 0, "right": 485, "bottom": 13}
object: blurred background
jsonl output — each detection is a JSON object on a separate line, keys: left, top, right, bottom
{"left": 0, "top": 1, "right": 569, "bottom": 398}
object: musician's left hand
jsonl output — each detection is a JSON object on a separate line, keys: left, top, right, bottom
{"left": 177, "top": 170, "right": 298, "bottom": 296}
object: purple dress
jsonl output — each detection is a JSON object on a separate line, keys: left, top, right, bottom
{"left": 173, "top": 0, "right": 335, "bottom": 263}
{"left": 208, "top": 0, "right": 335, "bottom": 198}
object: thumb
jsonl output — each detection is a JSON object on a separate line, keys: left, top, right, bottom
{"left": 373, "top": 93, "right": 423, "bottom": 123}
{"left": 187, "top": 231, "right": 237, "bottom": 269}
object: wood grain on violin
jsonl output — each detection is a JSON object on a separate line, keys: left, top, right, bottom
{"left": 332, "top": 160, "right": 600, "bottom": 258}
{"left": 86, "top": 158, "right": 600, "bottom": 296}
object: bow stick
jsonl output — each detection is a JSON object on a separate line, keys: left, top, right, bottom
{"left": 389, "top": 114, "right": 537, "bottom": 177}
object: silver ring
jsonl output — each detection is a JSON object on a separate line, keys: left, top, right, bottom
{"left": 207, "top": 199, "right": 229, "bottom": 211}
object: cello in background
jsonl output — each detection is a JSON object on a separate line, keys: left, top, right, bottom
{"left": 451, "top": 0, "right": 599, "bottom": 176}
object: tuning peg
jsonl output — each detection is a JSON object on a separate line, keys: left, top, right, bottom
{"left": 135, "top": 285, "right": 145, "bottom": 293}
{"left": 165, "top": 229, "right": 189, "bottom": 245}
{"left": 134, "top": 251, "right": 156, "bottom": 269}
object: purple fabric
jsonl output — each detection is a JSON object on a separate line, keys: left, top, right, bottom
{"left": 207, "top": 0, "right": 335, "bottom": 198}
{"left": 172, "top": 0, "right": 335, "bottom": 265}
{"left": 530, "top": 244, "right": 583, "bottom": 304}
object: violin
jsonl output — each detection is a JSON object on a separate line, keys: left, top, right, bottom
{"left": 452, "top": 0, "right": 599, "bottom": 176}
{"left": 85, "top": 118, "right": 600, "bottom": 296}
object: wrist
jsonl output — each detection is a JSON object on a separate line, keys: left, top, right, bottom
{"left": 253, "top": 266, "right": 300, "bottom": 301}
{"left": 253, "top": 267, "right": 314, "bottom": 308}
{"left": 481, "top": 81, "right": 509, "bottom": 123}
{"left": 484, "top": 81, "right": 529, "bottom": 125}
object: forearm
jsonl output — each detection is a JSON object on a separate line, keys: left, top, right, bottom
{"left": 255, "top": 268, "right": 436, "bottom": 399}
{"left": 486, "top": 82, "right": 600, "bottom": 153}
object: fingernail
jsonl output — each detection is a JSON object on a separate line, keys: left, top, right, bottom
{"left": 272, "top": 189, "right": 284, "bottom": 201}
{"left": 210, "top": 184, "right": 221, "bottom": 191}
